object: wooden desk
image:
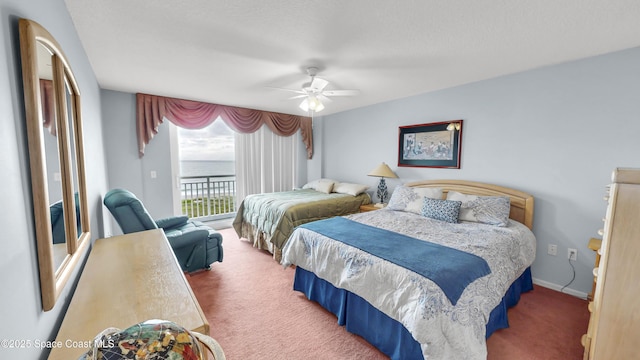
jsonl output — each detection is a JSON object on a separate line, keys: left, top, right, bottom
{"left": 48, "top": 229, "right": 209, "bottom": 359}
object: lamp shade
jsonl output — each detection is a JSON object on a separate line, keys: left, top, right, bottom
{"left": 368, "top": 162, "right": 398, "bottom": 178}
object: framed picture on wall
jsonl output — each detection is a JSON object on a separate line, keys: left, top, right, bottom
{"left": 398, "top": 120, "right": 463, "bottom": 168}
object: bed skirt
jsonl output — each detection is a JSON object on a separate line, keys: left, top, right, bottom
{"left": 293, "top": 266, "right": 533, "bottom": 360}
{"left": 237, "top": 222, "right": 283, "bottom": 262}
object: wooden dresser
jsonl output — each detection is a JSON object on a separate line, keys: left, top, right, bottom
{"left": 48, "top": 229, "right": 209, "bottom": 360}
{"left": 582, "top": 168, "right": 640, "bottom": 359}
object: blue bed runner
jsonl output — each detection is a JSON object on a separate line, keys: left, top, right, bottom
{"left": 299, "top": 216, "right": 491, "bottom": 305}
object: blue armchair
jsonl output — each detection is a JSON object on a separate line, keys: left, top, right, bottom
{"left": 50, "top": 193, "right": 82, "bottom": 244}
{"left": 50, "top": 200, "right": 66, "bottom": 244}
{"left": 103, "top": 188, "right": 223, "bottom": 272}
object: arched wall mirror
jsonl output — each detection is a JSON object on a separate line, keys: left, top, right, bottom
{"left": 19, "top": 18, "right": 90, "bottom": 311}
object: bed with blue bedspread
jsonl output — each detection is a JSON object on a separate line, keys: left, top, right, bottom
{"left": 281, "top": 180, "right": 536, "bottom": 359}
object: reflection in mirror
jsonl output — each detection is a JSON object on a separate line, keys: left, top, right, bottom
{"left": 36, "top": 43, "right": 68, "bottom": 271}
{"left": 64, "top": 65, "right": 89, "bottom": 255}
{"left": 19, "top": 18, "right": 90, "bottom": 311}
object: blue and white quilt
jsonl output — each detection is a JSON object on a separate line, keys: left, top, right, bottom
{"left": 281, "top": 209, "right": 536, "bottom": 359}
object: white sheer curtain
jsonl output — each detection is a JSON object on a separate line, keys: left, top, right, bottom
{"left": 235, "top": 124, "right": 298, "bottom": 206}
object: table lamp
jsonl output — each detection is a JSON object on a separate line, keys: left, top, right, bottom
{"left": 367, "top": 162, "right": 398, "bottom": 206}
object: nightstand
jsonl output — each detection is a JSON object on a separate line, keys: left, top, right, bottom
{"left": 360, "top": 204, "right": 383, "bottom": 212}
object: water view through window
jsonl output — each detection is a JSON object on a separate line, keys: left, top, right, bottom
{"left": 177, "top": 119, "right": 236, "bottom": 219}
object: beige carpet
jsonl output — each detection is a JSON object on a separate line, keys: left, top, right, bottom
{"left": 187, "top": 228, "right": 589, "bottom": 359}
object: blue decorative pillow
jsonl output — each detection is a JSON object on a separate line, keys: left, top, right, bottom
{"left": 421, "top": 197, "right": 462, "bottom": 223}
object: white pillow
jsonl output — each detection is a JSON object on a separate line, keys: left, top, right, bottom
{"left": 387, "top": 186, "right": 443, "bottom": 214}
{"left": 302, "top": 179, "right": 335, "bottom": 192}
{"left": 315, "top": 180, "right": 335, "bottom": 194}
{"left": 302, "top": 179, "right": 318, "bottom": 189}
{"left": 446, "top": 191, "right": 511, "bottom": 226}
{"left": 302, "top": 178, "right": 335, "bottom": 194}
{"left": 332, "top": 182, "right": 369, "bottom": 196}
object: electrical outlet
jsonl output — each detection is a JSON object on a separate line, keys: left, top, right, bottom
{"left": 568, "top": 248, "right": 578, "bottom": 261}
{"left": 548, "top": 244, "right": 557, "bottom": 256}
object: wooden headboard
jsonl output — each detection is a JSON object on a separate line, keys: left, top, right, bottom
{"left": 405, "top": 179, "right": 534, "bottom": 230}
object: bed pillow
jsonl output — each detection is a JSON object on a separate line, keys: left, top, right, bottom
{"left": 333, "top": 182, "right": 369, "bottom": 196}
{"left": 313, "top": 180, "right": 335, "bottom": 194}
{"left": 421, "top": 198, "right": 461, "bottom": 223}
{"left": 387, "top": 186, "right": 443, "bottom": 214}
{"left": 446, "top": 191, "right": 511, "bottom": 226}
{"left": 302, "top": 178, "right": 336, "bottom": 194}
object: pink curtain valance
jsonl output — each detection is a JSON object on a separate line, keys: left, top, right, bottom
{"left": 136, "top": 93, "right": 313, "bottom": 159}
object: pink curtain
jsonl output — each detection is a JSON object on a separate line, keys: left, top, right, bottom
{"left": 136, "top": 93, "right": 313, "bottom": 159}
{"left": 40, "top": 79, "right": 55, "bottom": 136}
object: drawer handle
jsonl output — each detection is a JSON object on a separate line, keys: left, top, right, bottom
{"left": 593, "top": 267, "right": 599, "bottom": 277}
{"left": 597, "top": 229, "right": 604, "bottom": 236}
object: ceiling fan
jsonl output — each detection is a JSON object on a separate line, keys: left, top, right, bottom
{"left": 271, "top": 67, "right": 359, "bottom": 113}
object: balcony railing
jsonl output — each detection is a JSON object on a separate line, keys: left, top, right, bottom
{"left": 180, "top": 175, "right": 236, "bottom": 219}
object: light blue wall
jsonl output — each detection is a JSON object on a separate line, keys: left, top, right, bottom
{"left": 100, "top": 90, "right": 176, "bottom": 236}
{"left": 0, "top": 0, "right": 108, "bottom": 358}
{"left": 319, "top": 47, "right": 640, "bottom": 297}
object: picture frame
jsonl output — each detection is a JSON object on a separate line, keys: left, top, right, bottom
{"left": 398, "top": 120, "right": 463, "bottom": 168}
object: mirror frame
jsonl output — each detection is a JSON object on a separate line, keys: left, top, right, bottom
{"left": 19, "top": 18, "right": 90, "bottom": 311}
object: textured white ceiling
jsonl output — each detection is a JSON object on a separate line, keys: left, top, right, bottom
{"left": 64, "top": 0, "right": 640, "bottom": 116}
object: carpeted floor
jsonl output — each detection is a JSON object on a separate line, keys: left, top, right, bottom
{"left": 187, "top": 228, "right": 590, "bottom": 359}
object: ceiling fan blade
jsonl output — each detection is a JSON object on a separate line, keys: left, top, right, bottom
{"left": 322, "top": 89, "right": 360, "bottom": 97}
{"left": 288, "top": 94, "right": 308, "bottom": 100}
{"left": 310, "top": 77, "right": 329, "bottom": 91}
{"left": 318, "top": 94, "right": 333, "bottom": 103}
{"left": 265, "top": 86, "right": 306, "bottom": 95}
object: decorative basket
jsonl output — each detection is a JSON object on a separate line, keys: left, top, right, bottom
{"left": 78, "top": 319, "right": 225, "bottom": 360}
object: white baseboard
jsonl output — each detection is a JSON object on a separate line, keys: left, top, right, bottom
{"left": 532, "top": 277, "right": 588, "bottom": 300}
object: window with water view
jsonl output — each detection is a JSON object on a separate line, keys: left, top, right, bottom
{"left": 178, "top": 119, "right": 236, "bottom": 220}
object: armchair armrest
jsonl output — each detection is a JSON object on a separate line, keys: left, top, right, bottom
{"left": 155, "top": 215, "right": 189, "bottom": 230}
{"left": 165, "top": 228, "right": 210, "bottom": 249}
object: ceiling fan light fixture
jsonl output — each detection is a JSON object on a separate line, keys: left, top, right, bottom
{"left": 309, "top": 96, "right": 324, "bottom": 112}
{"left": 272, "top": 67, "right": 357, "bottom": 113}
{"left": 299, "top": 96, "right": 324, "bottom": 113}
